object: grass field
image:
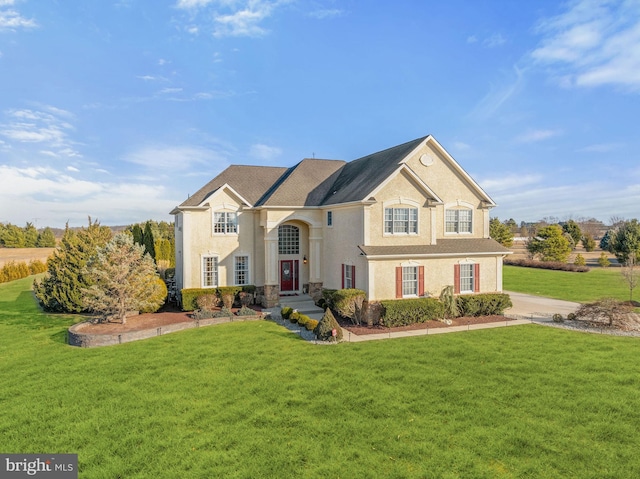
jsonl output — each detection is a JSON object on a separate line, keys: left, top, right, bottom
{"left": 504, "top": 265, "right": 634, "bottom": 303}
{"left": 2, "top": 277, "right": 640, "bottom": 478}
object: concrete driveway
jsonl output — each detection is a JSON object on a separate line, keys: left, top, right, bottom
{"left": 505, "top": 290, "right": 580, "bottom": 319}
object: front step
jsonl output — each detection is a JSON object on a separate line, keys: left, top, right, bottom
{"left": 279, "top": 294, "right": 324, "bottom": 320}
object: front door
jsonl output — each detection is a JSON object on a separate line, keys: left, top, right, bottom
{"left": 280, "top": 260, "right": 299, "bottom": 292}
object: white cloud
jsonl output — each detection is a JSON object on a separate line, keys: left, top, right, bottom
{"left": 531, "top": 0, "right": 640, "bottom": 90}
{"left": 484, "top": 33, "right": 506, "bottom": 48}
{"left": 0, "top": 165, "right": 179, "bottom": 226}
{"left": 66, "top": 166, "right": 80, "bottom": 172}
{"left": 175, "top": 0, "right": 214, "bottom": 8}
{"left": 0, "top": 8, "right": 37, "bottom": 30}
{"left": 452, "top": 141, "right": 471, "bottom": 151}
{"left": 515, "top": 128, "right": 561, "bottom": 143}
{"left": 123, "top": 145, "right": 229, "bottom": 170}
{"left": 479, "top": 174, "right": 543, "bottom": 193}
{"left": 159, "top": 87, "right": 184, "bottom": 94}
{"left": 249, "top": 143, "right": 281, "bottom": 161}
{"left": 469, "top": 65, "right": 525, "bottom": 119}
{"left": 467, "top": 35, "right": 478, "bottom": 44}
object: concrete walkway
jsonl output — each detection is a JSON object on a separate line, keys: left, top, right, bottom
{"left": 342, "top": 291, "right": 581, "bottom": 343}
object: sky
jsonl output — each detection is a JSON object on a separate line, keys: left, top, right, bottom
{"left": 1, "top": 0, "right": 640, "bottom": 228}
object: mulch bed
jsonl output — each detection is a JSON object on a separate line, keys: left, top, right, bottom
{"left": 76, "top": 304, "right": 263, "bottom": 334}
{"left": 338, "top": 315, "right": 510, "bottom": 335}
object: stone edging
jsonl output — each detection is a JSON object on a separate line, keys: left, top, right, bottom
{"left": 68, "top": 313, "right": 267, "bottom": 348}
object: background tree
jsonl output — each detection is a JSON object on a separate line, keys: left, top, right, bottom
{"left": 34, "top": 219, "right": 112, "bottom": 312}
{"left": 600, "top": 230, "right": 612, "bottom": 251}
{"left": 83, "top": 234, "right": 166, "bottom": 323}
{"left": 526, "top": 224, "right": 572, "bottom": 262}
{"left": 582, "top": 233, "right": 596, "bottom": 252}
{"left": 143, "top": 221, "right": 156, "bottom": 261}
{"left": 23, "top": 222, "right": 38, "bottom": 247}
{"left": 562, "top": 220, "right": 582, "bottom": 248}
{"left": 36, "top": 227, "right": 57, "bottom": 247}
{"left": 598, "top": 252, "right": 611, "bottom": 268}
{"left": 490, "top": 218, "right": 514, "bottom": 247}
{"left": 131, "top": 224, "right": 143, "bottom": 246}
{"left": 606, "top": 219, "right": 640, "bottom": 264}
{"left": 1, "top": 224, "right": 26, "bottom": 248}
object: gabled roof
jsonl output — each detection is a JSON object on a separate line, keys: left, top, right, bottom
{"left": 179, "top": 165, "right": 288, "bottom": 208}
{"left": 173, "top": 134, "right": 496, "bottom": 211}
{"left": 256, "top": 159, "right": 346, "bottom": 207}
{"left": 358, "top": 238, "right": 512, "bottom": 258}
{"left": 320, "top": 136, "right": 428, "bottom": 205}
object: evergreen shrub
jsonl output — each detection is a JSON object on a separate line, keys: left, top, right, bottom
{"left": 504, "top": 258, "right": 589, "bottom": 272}
{"left": 28, "top": 260, "right": 47, "bottom": 275}
{"left": 213, "top": 307, "right": 232, "bottom": 318}
{"left": 306, "top": 319, "right": 319, "bottom": 331}
{"left": 296, "top": 314, "right": 310, "bottom": 327}
{"left": 289, "top": 311, "right": 300, "bottom": 323}
{"left": 196, "top": 293, "right": 220, "bottom": 311}
{"left": 281, "top": 307, "right": 293, "bottom": 319}
{"left": 181, "top": 288, "right": 216, "bottom": 311}
{"left": 456, "top": 294, "right": 512, "bottom": 317}
{"left": 314, "top": 308, "right": 342, "bottom": 341}
{"left": 332, "top": 288, "right": 366, "bottom": 324}
{"left": 574, "top": 254, "right": 586, "bottom": 266}
{"left": 236, "top": 306, "right": 256, "bottom": 316}
{"left": 380, "top": 298, "right": 444, "bottom": 327}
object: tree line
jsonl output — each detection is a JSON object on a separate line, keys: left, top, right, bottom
{"left": 0, "top": 222, "right": 56, "bottom": 248}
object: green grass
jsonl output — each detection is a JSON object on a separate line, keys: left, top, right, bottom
{"left": 504, "top": 265, "right": 634, "bottom": 303}
{"left": 2, "top": 277, "right": 640, "bottom": 478}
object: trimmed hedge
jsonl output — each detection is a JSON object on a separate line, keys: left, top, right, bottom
{"left": 0, "top": 260, "right": 46, "bottom": 284}
{"left": 504, "top": 258, "right": 589, "bottom": 272}
{"left": 281, "top": 306, "right": 293, "bottom": 320}
{"left": 181, "top": 286, "right": 256, "bottom": 311}
{"left": 456, "top": 293, "right": 512, "bottom": 317}
{"left": 332, "top": 288, "right": 366, "bottom": 324}
{"left": 380, "top": 298, "right": 444, "bottom": 327}
{"left": 306, "top": 319, "right": 319, "bottom": 331}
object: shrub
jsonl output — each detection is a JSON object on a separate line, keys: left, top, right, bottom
{"left": 28, "top": 259, "right": 47, "bottom": 275}
{"left": 196, "top": 293, "right": 220, "bottom": 311}
{"left": 281, "top": 306, "right": 293, "bottom": 319}
{"left": 1, "top": 261, "right": 31, "bottom": 283}
{"left": 181, "top": 288, "right": 217, "bottom": 311}
{"left": 314, "top": 308, "right": 343, "bottom": 342}
{"left": 332, "top": 288, "right": 366, "bottom": 325}
{"left": 504, "top": 258, "right": 589, "bottom": 272}
{"left": 192, "top": 309, "right": 217, "bottom": 320}
{"left": 439, "top": 286, "right": 459, "bottom": 318}
{"left": 289, "top": 311, "right": 300, "bottom": 323}
{"left": 456, "top": 294, "right": 512, "bottom": 317}
{"left": 575, "top": 298, "right": 632, "bottom": 327}
{"left": 242, "top": 285, "right": 256, "bottom": 295}
{"left": 380, "top": 298, "right": 444, "bottom": 327}
{"left": 238, "top": 291, "right": 253, "bottom": 306}
{"left": 296, "top": 314, "right": 311, "bottom": 327}
{"left": 164, "top": 267, "right": 176, "bottom": 279}
{"left": 218, "top": 286, "right": 242, "bottom": 309}
{"left": 213, "top": 307, "right": 233, "bottom": 318}
{"left": 236, "top": 306, "right": 256, "bottom": 316}
{"left": 321, "top": 289, "right": 337, "bottom": 309}
{"left": 139, "top": 277, "right": 168, "bottom": 313}
{"left": 567, "top": 313, "right": 577, "bottom": 321}
{"left": 306, "top": 319, "right": 319, "bottom": 331}
{"left": 573, "top": 254, "right": 586, "bottom": 266}
{"left": 552, "top": 313, "right": 564, "bottom": 322}
{"left": 582, "top": 234, "right": 596, "bottom": 252}
{"left": 598, "top": 252, "right": 611, "bottom": 268}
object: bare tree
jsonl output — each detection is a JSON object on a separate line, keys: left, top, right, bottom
{"left": 621, "top": 253, "right": 639, "bottom": 303}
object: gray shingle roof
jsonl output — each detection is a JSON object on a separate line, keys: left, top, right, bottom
{"left": 179, "top": 165, "right": 288, "bottom": 207}
{"left": 358, "top": 238, "right": 512, "bottom": 257}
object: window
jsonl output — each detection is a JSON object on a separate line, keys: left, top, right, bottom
{"left": 202, "top": 256, "right": 218, "bottom": 288}
{"left": 455, "top": 263, "right": 479, "bottom": 294}
{"left": 235, "top": 256, "right": 248, "bottom": 285}
{"left": 278, "top": 225, "right": 299, "bottom": 254}
{"left": 342, "top": 264, "right": 355, "bottom": 289}
{"left": 446, "top": 209, "right": 472, "bottom": 233}
{"left": 395, "top": 265, "right": 424, "bottom": 298}
{"left": 214, "top": 211, "right": 237, "bottom": 234}
{"left": 327, "top": 211, "right": 333, "bottom": 227}
{"left": 384, "top": 207, "right": 418, "bottom": 234}
{"left": 402, "top": 266, "right": 418, "bottom": 296}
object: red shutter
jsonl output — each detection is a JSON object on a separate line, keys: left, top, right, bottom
{"left": 341, "top": 264, "right": 345, "bottom": 289}
{"left": 395, "top": 267, "right": 403, "bottom": 298}
{"left": 418, "top": 266, "right": 425, "bottom": 297}
{"left": 351, "top": 265, "right": 356, "bottom": 289}
{"left": 474, "top": 263, "right": 480, "bottom": 293}
{"left": 454, "top": 264, "right": 461, "bottom": 294}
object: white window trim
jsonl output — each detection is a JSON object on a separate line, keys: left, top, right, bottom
{"left": 234, "top": 254, "right": 250, "bottom": 286}
{"left": 201, "top": 255, "right": 219, "bottom": 288}
{"left": 212, "top": 204, "right": 239, "bottom": 236}
{"left": 458, "top": 259, "right": 475, "bottom": 294}
{"left": 383, "top": 206, "right": 419, "bottom": 236}
{"left": 401, "top": 260, "right": 420, "bottom": 298}
{"left": 444, "top": 201, "right": 474, "bottom": 235}
{"left": 343, "top": 263, "right": 353, "bottom": 289}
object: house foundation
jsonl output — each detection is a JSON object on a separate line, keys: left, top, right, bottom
{"left": 262, "top": 284, "right": 280, "bottom": 308}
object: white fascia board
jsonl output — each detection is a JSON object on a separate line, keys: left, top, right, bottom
{"left": 197, "top": 183, "right": 252, "bottom": 208}
{"left": 365, "top": 164, "right": 443, "bottom": 204}
{"left": 363, "top": 251, "right": 512, "bottom": 260}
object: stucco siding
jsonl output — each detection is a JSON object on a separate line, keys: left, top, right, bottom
{"left": 323, "top": 205, "right": 365, "bottom": 290}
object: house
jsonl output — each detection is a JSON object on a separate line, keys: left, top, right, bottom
{"left": 171, "top": 135, "right": 511, "bottom": 308}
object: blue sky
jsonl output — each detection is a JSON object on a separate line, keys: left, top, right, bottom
{"left": 1, "top": 0, "right": 639, "bottom": 227}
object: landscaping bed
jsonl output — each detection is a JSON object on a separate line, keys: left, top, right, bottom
{"left": 339, "top": 315, "right": 510, "bottom": 335}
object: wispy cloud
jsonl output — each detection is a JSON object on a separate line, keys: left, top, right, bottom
{"left": 469, "top": 65, "right": 525, "bottom": 119}
{"left": 467, "top": 32, "right": 506, "bottom": 48}
{"left": 123, "top": 144, "right": 229, "bottom": 170}
{"left": 0, "top": 5, "right": 37, "bottom": 30}
{"left": 307, "top": 8, "right": 343, "bottom": 20}
{"left": 0, "top": 107, "right": 82, "bottom": 157}
{"left": 531, "top": 0, "right": 640, "bottom": 91}
{"left": 175, "top": 0, "right": 290, "bottom": 38}
{"left": 515, "top": 128, "right": 561, "bottom": 143}
{"left": 249, "top": 143, "right": 281, "bottom": 161}
{"left": 578, "top": 142, "right": 623, "bottom": 153}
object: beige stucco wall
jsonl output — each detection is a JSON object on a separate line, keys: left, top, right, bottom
{"left": 368, "top": 255, "right": 502, "bottom": 301}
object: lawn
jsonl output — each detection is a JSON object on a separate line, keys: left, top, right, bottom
{"left": 504, "top": 265, "right": 634, "bottom": 303}
{"left": 2, "top": 277, "right": 640, "bottom": 478}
